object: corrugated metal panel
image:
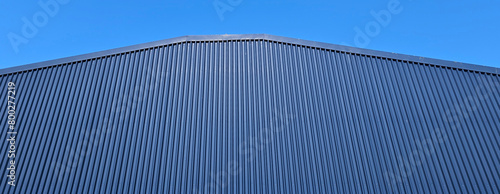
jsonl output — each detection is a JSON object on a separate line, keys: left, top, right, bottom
{"left": 1, "top": 36, "right": 499, "bottom": 193}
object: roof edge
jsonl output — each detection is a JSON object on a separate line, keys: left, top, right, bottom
{"left": 1, "top": 34, "right": 498, "bottom": 76}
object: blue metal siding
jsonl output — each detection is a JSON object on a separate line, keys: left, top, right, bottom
{"left": 1, "top": 37, "right": 499, "bottom": 193}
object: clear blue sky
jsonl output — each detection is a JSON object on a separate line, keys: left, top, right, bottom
{"left": 1, "top": 0, "right": 499, "bottom": 69}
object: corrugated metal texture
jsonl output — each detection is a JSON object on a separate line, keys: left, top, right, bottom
{"left": 0, "top": 38, "right": 499, "bottom": 194}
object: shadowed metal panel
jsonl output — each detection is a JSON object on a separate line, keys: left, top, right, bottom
{"left": 0, "top": 38, "right": 499, "bottom": 194}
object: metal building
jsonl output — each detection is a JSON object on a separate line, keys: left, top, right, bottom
{"left": 1, "top": 34, "right": 499, "bottom": 193}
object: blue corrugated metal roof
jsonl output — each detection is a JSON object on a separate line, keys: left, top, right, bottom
{"left": 1, "top": 34, "right": 499, "bottom": 193}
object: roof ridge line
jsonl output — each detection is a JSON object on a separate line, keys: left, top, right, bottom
{"left": 1, "top": 34, "right": 498, "bottom": 76}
